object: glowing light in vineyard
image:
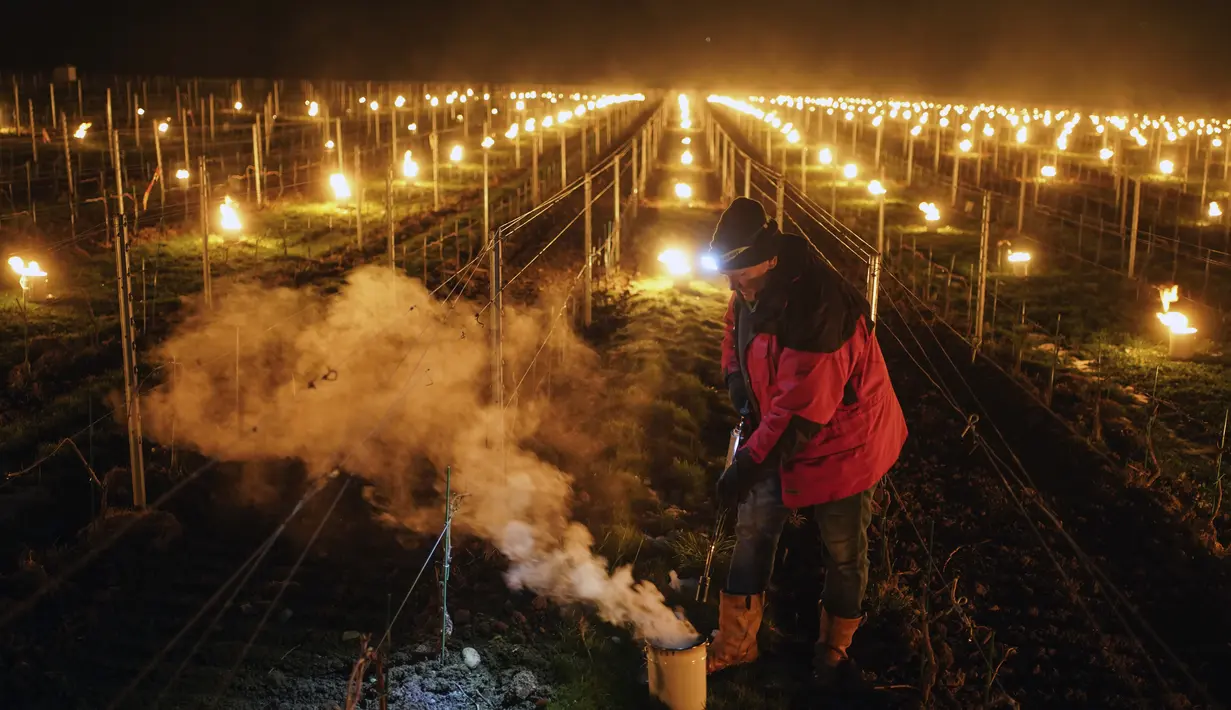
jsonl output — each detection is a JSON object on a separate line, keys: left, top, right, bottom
{"left": 402, "top": 151, "right": 419, "bottom": 178}
{"left": 658, "top": 249, "right": 691, "bottom": 277}
{"left": 308, "top": 101, "right": 319, "bottom": 117}
{"left": 1015, "top": 127, "right": 1027, "bottom": 143}
{"left": 842, "top": 163, "right": 858, "bottom": 179}
{"left": 818, "top": 147, "right": 833, "bottom": 164}
{"left": 674, "top": 182, "right": 692, "bottom": 199}
{"left": 158, "top": 121, "right": 169, "bottom": 133}
{"left": 450, "top": 145, "right": 463, "bottom": 162}
{"left": 73, "top": 122, "right": 91, "bottom": 139}
{"left": 325, "top": 140, "right": 335, "bottom": 150}
{"left": 1209, "top": 202, "right": 1222, "bottom": 218}
{"left": 394, "top": 96, "right": 406, "bottom": 108}
{"left": 680, "top": 150, "right": 693, "bottom": 165}
{"left": 919, "top": 202, "right": 940, "bottom": 222}
{"left": 959, "top": 138, "right": 973, "bottom": 152}
{"left": 867, "top": 180, "right": 886, "bottom": 196}
{"left": 175, "top": 169, "right": 189, "bottom": 180}
{"left": 1159, "top": 159, "right": 1175, "bottom": 175}
{"left": 1007, "top": 251, "right": 1031, "bottom": 263}
{"left": 1040, "top": 165, "right": 1057, "bottom": 177}
{"left": 481, "top": 136, "right": 495, "bottom": 149}
{"left": 1158, "top": 311, "right": 1196, "bottom": 334}
{"left": 7, "top": 257, "right": 46, "bottom": 291}
{"left": 219, "top": 197, "right": 242, "bottom": 231}
{"left": 234, "top": 101, "right": 243, "bottom": 110}
{"left": 329, "top": 173, "right": 351, "bottom": 200}
{"left": 1099, "top": 148, "right": 1114, "bottom": 161}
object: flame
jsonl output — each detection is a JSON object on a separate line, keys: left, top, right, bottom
{"left": 481, "top": 136, "right": 495, "bottom": 149}
{"left": 842, "top": 163, "right": 858, "bottom": 179}
{"left": 1157, "top": 310, "right": 1196, "bottom": 334}
{"left": 219, "top": 197, "right": 242, "bottom": 231}
{"left": 394, "top": 96, "right": 406, "bottom": 108}
{"left": 818, "top": 147, "right": 833, "bottom": 164}
{"left": 325, "top": 139, "right": 335, "bottom": 150}
{"left": 175, "top": 169, "right": 190, "bottom": 180}
{"left": 73, "top": 122, "right": 91, "bottom": 139}
{"left": 402, "top": 151, "right": 419, "bottom": 179}
{"left": 329, "top": 173, "right": 351, "bottom": 200}
{"left": 158, "top": 121, "right": 169, "bottom": 133}
{"left": 1210, "top": 202, "right": 1223, "bottom": 218}
{"left": 674, "top": 182, "right": 692, "bottom": 199}
{"left": 682, "top": 136, "right": 691, "bottom": 145}
{"left": 1099, "top": 147, "right": 1114, "bottom": 161}
{"left": 450, "top": 145, "right": 463, "bottom": 162}
{"left": 867, "top": 180, "right": 886, "bottom": 196}
{"left": 505, "top": 123, "right": 519, "bottom": 139}
{"left": 1040, "top": 165, "right": 1057, "bottom": 177}
{"left": 680, "top": 150, "right": 693, "bottom": 165}
{"left": 308, "top": 101, "right": 319, "bottom": 117}
{"left": 8, "top": 256, "right": 47, "bottom": 291}
{"left": 658, "top": 249, "right": 691, "bottom": 277}
{"left": 918, "top": 202, "right": 940, "bottom": 222}
{"left": 1007, "top": 251, "right": 1031, "bottom": 263}
{"left": 234, "top": 101, "right": 243, "bottom": 110}
{"left": 958, "top": 138, "right": 973, "bottom": 152}
{"left": 1159, "top": 284, "right": 1178, "bottom": 312}
{"left": 1159, "top": 159, "right": 1175, "bottom": 175}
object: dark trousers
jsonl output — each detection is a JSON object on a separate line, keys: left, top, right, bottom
{"left": 725, "top": 473, "right": 874, "bottom": 619}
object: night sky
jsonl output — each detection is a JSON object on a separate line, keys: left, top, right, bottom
{"left": 5, "top": 0, "right": 1229, "bottom": 111}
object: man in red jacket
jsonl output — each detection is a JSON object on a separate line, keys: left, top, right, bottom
{"left": 704, "top": 197, "right": 907, "bottom": 685}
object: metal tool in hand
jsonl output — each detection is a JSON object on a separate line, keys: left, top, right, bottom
{"left": 697, "top": 414, "right": 748, "bottom": 602}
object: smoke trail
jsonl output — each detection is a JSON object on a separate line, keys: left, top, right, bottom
{"left": 140, "top": 265, "right": 697, "bottom": 648}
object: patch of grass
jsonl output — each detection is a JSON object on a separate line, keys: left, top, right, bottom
{"left": 668, "top": 530, "right": 735, "bottom": 575}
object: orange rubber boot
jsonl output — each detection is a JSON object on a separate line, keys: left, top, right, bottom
{"left": 706, "top": 592, "right": 765, "bottom": 674}
{"left": 815, "top": 607, "right": 862, "bottom": 679}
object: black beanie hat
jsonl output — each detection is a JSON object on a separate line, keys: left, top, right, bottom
{"left": 708, "top": 197, "right": 780, "bottom": 271}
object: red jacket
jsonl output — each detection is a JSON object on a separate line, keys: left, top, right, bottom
{"left": 721, "top": 234, "right": 907, "bottom": 508}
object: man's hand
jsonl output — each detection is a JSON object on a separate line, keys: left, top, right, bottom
{"left": 726, "top": 372, "right": 750, "bottom": 414}
{"left": 716, "top": 450, "right": 766, "bottom": 508}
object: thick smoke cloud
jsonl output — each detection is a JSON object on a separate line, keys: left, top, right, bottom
{"left": 141, "top": 265, "right": 697, "bottom": 648}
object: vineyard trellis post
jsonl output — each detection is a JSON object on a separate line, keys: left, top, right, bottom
{"left": 584, "top": 172, "right": 593, "bottom": 327}
{"left": 108, "top": 88, "right": 147, "bottom": 508}
{"left": 489, "top": 228, "right": 504, "bottom": 409}
{"left": 613, "top": 152, "right": 621, "bottom": 268}
{"left": 1129, "top": 177, "right": 1142, "bottom": 278}
{"left": 973, "top": 191, "right": 991, "bottom": 361}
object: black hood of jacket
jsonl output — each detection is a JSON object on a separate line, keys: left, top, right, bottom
{"left": 741, "top": 233, "right": 872, "bottom": 354}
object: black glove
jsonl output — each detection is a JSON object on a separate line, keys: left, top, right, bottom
{"left": 716, "top": 449, "right": 763, "bottom": 509}
{"left": 726, "top": 372, "right": 750, "bottom": 414}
